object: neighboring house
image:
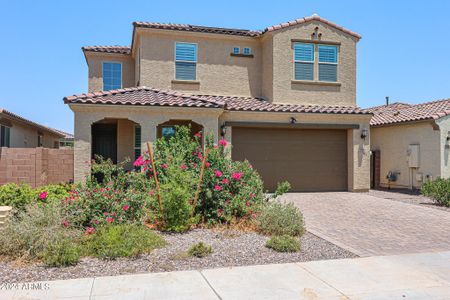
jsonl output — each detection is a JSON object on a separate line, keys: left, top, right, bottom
{"left": 64, "top": 14, "right": 372, "bottom": 192}
{"left": 0, "top": 108, "right": 64, "bottom": 148}
{"left": 366, "top": 99, "right": 450, "bottom": 189}
{"left": 55, "top": 130, "right": 75, "bottom": 148}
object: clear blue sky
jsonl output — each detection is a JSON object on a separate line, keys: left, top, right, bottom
{"left": 1, "top": 0, "right": 449, "bottom": 133}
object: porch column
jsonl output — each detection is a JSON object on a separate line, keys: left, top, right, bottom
{"left": 347, "top": 127, "right": 370, "bottom": 192}
{"left": 192, "top": 117, "right": 219, "bottom": 144}
{"left": 129, "top": 117, "right": 158, "bottom": 155}
{"left": 74, "top": 114, "right": 93, "bottom": 183}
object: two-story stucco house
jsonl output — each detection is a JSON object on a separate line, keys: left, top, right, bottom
{"left": 64, "top": 14, "right": 372, "bottom": 192}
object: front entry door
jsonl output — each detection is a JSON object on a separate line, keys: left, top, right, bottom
{"left": 92, "top": 123, "right": 117, "bottom": 163}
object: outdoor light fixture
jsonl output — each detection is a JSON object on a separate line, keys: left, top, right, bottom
{"left": 361, "top": 128, "right": 369, "bottom": 140}
{"left": 220, "top": 125, "right": 227, "bottom": 137}
{"left": 290, "top": 117, "right": 297, "bottom": 124}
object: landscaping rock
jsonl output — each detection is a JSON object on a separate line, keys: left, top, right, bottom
{"left": 0, "top": 229, "right": 356, "bottom": 282}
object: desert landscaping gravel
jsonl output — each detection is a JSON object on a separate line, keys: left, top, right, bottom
{"left": 0, "top": 229, "right": 356, "bottom": 283}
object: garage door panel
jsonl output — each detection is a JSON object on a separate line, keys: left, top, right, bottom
{"left": 232, "top": 127, "right": 347, "bottom": 192}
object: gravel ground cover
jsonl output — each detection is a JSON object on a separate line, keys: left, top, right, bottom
{"left": 0, "top": 229, "right": 356, "bottom": 283}
{"left": 369, "top": 189, "right": 450, "bottom": 212}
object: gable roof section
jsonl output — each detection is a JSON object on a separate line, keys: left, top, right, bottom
{"left": 365, "top": 99, "right": 450, "bottom": 126}
{"left": 63, "top": 86, "right": 368, "bottom": 115}
{"left": 84, "top": 15, "right": 361, "bottom": 55}
{"left": 0, "top": 108, "right": 65, "bottom": 138}
{"left": 82, "top": 46, "right": 131, "bottom": 55}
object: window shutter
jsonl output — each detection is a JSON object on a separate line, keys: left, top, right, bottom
{"left": 175, "top": 43, "right": 197, "bottom": 80}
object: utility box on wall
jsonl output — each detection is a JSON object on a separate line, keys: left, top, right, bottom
{"left": 407, "top": 144, "right": 420, "bottom": 168}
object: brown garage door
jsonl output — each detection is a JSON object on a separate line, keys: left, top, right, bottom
{"left": 232, "top": 127, "right": 348, "bottom": 192}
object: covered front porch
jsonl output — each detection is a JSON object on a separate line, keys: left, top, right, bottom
{"left": 72, "top": 105, "right": 221, "bottom": 182}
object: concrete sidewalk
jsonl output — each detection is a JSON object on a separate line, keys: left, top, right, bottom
{"left": 2, "top": 251, "right": 449, "bottom": 300}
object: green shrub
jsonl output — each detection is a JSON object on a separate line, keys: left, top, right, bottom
{"left": 257, "top": 202, "right": 305, "bottom": 236}
{"left": 187, "top": 242, "right": 212, "bottom": 258}
{"left": 271, "top": 181, "right": 291, "bottom": 199}
{"left": 0, "top": 183, "right": 72, "bottom": 213}
{"left": 266, "top": 235, "right": 300, "bottom": 252}
{"left": 421, "top": 178, "right": 450, "bottom": 207}
{"left": 0, "top": 183, "right": 34, "bottom": 212}
{"left": 0, "top": 203, "right": 82, "bottom": 261}
{"left": 86, "top": 224, "right": 165, "bottom": 259}
{"left": 41, "top": 238, "right": 80, "bottom": 267}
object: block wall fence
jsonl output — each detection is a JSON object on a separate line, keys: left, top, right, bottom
{"left": 0, "top": 147, "right": 74, "bottom": 187}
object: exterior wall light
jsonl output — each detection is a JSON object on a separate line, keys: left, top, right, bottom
{"left": 290, "top": 117, "right": 297, "bottom": 124}
{"left": 361, "top": 128, "right": 368, "bottom": 140}
{"left": 220, "top": 125, "right": 227, "bottom": 137}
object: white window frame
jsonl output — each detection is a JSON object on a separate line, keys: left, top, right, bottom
{"left": 102, "top": 61, "right": 123, "bottom": 90}
{"left": 174, "top": 42, "right": 198, "bottom": 81}
{"left": 0, "top": 125, "right": 11, "bottom": 147}
{"left": 243, "top": 47, "right": 251, "bottom": 55}
{"left": 318, "top": 44, "right": 338, "bottom": 82}
{"left": 293, "top": 42, "right": 315, "bottom": 81}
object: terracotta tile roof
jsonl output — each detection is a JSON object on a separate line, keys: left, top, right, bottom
{"left": 82, "top": 46, "right": 131, "bottom": 55}
{"left": 0, "top": 108, "right": 65, "bottom": 137}
{"left": 134, "top": 15, "right": 361, "bottom": 40}
{"left": 64, "top": 86, "right": 368, "bottom": 115}
{"left": 133, "top": 22, "right": 261, "bottom": 37}
{"left": 263, "top": 14, "right": 361, "bottom": 39}
{"left": 63, "top": 87, "right": 221, "bottom": 108}
{"left": 365, "top": 99, "right": 450, "bottom": 126}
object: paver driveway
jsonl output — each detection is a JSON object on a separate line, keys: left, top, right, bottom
{"left": 281, "top": 192, "right": 450, "bottom": 257}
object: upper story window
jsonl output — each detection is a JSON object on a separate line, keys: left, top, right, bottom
{"left": 233, "top": 47, "right": 240, "bottom": 54}
{"left": 175, "top": 42, "right": 197, "bottom": 81}
{"left": 294, "top": 43, "right": 338, "bottom": 82}
{"left": 318, "top": 45, "right": 338, "bottom": 82}
{"left": 0, "top": 125, "right": 10, "bottom": 147}
{"left": 103, "top": 62, "right": 122, "bottom": 91}
{"left": 243, "top": 47, "right": 251, "bottom": 55}
{"left": 294, "top": 43, "right": 314, "bottom": 81}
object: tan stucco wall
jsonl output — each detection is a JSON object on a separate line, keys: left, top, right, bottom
{"left": 261, "top": 35, "right": 274, "bottom": 101}
{"left": 434, "top": 115, "right": 450, "bottom": 179}
{"left": 7, "top": 120, "right": 60, "bottom": 148}
{"left": 370, "top": 122, "right": 441, "bottom": 189}
{"left": 86, "top": 52, "right": 135, "bottom": 92}
{"left": 71, "top": 104, "right": 221, "bottom": 183}
{"left": 270, "top": 21, "right": 357, "bottom": 106}
{"left": 138, "top": 29, "right": 262, "bottom": 97}
{"left": 220, "top": 111, "right": 371, "bottom": 191}
{"left": 117, "top": 119, "right": 135, "bottom": 170}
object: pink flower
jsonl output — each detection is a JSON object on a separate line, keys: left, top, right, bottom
{"left": 222, "top": 178, "right": 229, "bottom": 184}
{"left": 106, "top": 217, "right": 114, "bottom": 223}
{"left": 92, "top": 219, "right": 99, "bottom": 225}
{"left": 133, "top": 156, "right": 145, "bottom": 167}
{"left": 180, "top": 164, "right": 187, "bottom": 170}
{"left": 231, "top": 172, "right": 243, "bottom": 181}
{"left": 217, "top": 208, "right": 223, "bottom": 216}
{"left": 197, "top": 152, "right": 203, "bottom": 159}
{"left": 85, "top": 227, "right": 95, "bottom": 235}
{"left": 219, "top": 139, "right": 228, "bottom": 147}
{"left": 122, "top": 205, "right": 130, "bottom": 211}
{"left": 214, "top": 170, "right": 222, "bottom": 177}
{"left": 246, "top": 202, "right": 251, "bottom": 207}
{"left": 205, "top": 162, "right": 211, "bottom": 168}
{"left": 161, "top": 163, "right": 168, "bottom": 169}
{"left": 250, "top": 193, "right": 256, "bottom": 198}
{"left": 194, "top": 132, "right": 202, "bottom": 138}
{"left": 214, "top": 185, "right": 222, "bottom": 191}
{"left": 61, "top": 220, "right": 69, "bottom": 228}
{"left": 39, "top": 191, "right": 48, "bottom": 200}
{"left": 103, "top": 212, "right": 109, "bottom": 216}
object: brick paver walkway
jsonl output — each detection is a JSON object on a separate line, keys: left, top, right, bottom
{"left": 281, "top": 192, "right": 450, "bottom": 257}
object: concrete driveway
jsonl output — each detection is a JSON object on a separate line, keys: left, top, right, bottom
{"left": 281, "top": 191, "right": 450, "bottom": 257}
